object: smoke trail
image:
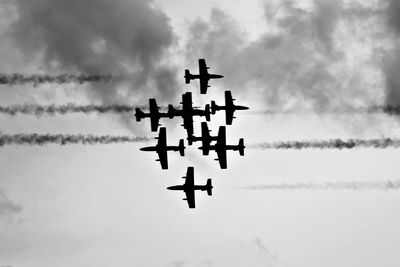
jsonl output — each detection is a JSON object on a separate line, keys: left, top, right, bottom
{"left": 0, "top": 104, "right": 177, "bottom": 116}
{"left": 0, "top": 134, "right": 151, "bottom": 147}
{"left": 239, "top": 180, "right": 400, "bottom": 191}
{"left": 0, "top": 73, "right": 113, "bottom": 86}
{"left": 0, "top": 104, "right": 147, "bottom": 116}
{"left": 249, "top": 138, "right": 400, "bottom": 150}
{"left": 249, "top": 105, "right": 400, "bottom": 116}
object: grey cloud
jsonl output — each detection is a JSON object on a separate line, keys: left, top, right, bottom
{"left": 385, "top": 0, "right": 400, "bottom": 106}
{"left": 185, "top": 0, "right": 385, "bottom": 111}
{"left": 8, "top": 0, "right": 178, "bottom": 107}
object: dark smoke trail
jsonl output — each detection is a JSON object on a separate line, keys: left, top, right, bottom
{"left": 0, "top": 134, "right": 151, "bottom": 147}
{"left": 249, "top": 105, "right": 400, "bottom": 116}
{"left": 249, "top": 138, "right": 400, "bottom": 150}
{"left": 0, "top": 104, "right": 148, "bottom": 116}
{"left": 0, "top": 73, "right": 113, "bottom": 86}
{"left": 239, "top": 180, "right": 400, "bottom": 190}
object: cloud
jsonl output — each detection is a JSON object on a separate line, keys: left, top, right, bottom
{"left": 185, "top": 0, "right": 386, "bottom": 111}
{"left": 7, "top": 0, "right": 178, "bottom": 106}
{"left": 384, "top": 0, "right": 400, "bottom": 106}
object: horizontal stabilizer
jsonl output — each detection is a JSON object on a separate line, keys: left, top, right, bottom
{"left": 210, "top": 101, "right": 218, "bottom": 114}
{"left": 184, "top": 69, "right": 191, "bottom": 84}
{"left": 206, "top": 179, "right": 213, "bottom": 196}
{"left": 238, "top": 138, "right": 245, "bottom": 156}
{"left": 135, "top": 108, "right": 144, "bottom": 122}
{"left": 204, "top": 104, "right": 211, "bottom": 121}
{"left": 179, "top": 139, "right": 185, "bottom": 156}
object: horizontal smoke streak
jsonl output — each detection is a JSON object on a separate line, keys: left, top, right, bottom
{"left": 0, "top": 104, "right": 147, "bottom": 115}
{"left": 250, "top": 105, "right": 400, "bottom": 116}
{"left": 249, "top": 138, "right": 400, "bottom": 150}
{"left": 240, "top": 180, "right": 400, "bottom": 190}
{"left": 0, "top": 134, "right": 151, "bottom": 147}
{"left": 0, "top": 73, "right": 112, "bottom": 86}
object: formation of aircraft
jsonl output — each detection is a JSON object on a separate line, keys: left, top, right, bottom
{"left": 211, "top": 91, "right": 249, "bottom": 125}
{"left": 167, "top": 166, "right": 212, "bottom": 208}
{"left": 139, "top": 127, "right": 185, "bottom": 170}
{"left": 185, "top": 59, "right": 224, "bottom": 94}
{"left": 138, "top": 59, "right": 247, "bottom": 208}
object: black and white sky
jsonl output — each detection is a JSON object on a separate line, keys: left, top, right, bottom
{"left": 1, "top": 0, "right": 400, "bottom": 266}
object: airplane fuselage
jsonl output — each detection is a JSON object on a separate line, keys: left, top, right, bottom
{"left": 139, "top": 145, "right": 180, "bottom": 152}
{"left": 189, "top": 73, "right": 224, "bottom": 80}
{"left": 167, "top": 185, "right": 208, "bottom": 191}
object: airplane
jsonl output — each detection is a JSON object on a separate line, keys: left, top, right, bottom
{"left": 187, "top": 122, "right": 218, "bottom": 151}
{"left": 168, "top": 92, "right": 211, "bottom": 138}
{"left": 167, "top": 166, "right": 213, "bottom": 209}
{"left": 139, "top": 127, "right": 185, "bottom": 169}
{"left": 198, "top": 126, "right": 244, "bottom": 169}
{"left": 184, "top": 59, "right": 224, "bottom": 94}
{"left": 135, "top": 98, "right": 170, "bottom": 132}
{"left": 211, "top": 91, "right": 249, "bottom": 125}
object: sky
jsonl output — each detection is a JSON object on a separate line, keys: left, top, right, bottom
{"left": 1, "top": 0, "right": 400, "bottom": 266}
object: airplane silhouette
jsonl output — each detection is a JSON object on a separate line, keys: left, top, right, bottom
{"left": 187, "top": 122, "right": 218, "bottom": 149}
{"left": 167, "top": 166, "right": 213, "bottom": 208}
{"left": 168, "top": 92, "right": 211, "bottom": 138}
{"left": 211, "top": 91, "right": 249, "bottom": 125}
{"left": 185, "top": 59, "right": 224, "bottom": 94}
{"left": 135, "top": 98, "right": 170, "bottom": 132}
{"left": 140, "top": 127, "right": 185, "bottom": 169}
{"left": 198, "top": 126, "right": 244, "bottom": 169}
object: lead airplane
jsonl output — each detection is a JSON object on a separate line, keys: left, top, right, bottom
{"left": 168, "top": 92, "right": 211, "bottom": 138}
{"left": 139, "top": 127, "right": 185, "bottom": 170}
{"left": 184, "top": 59, "right": 224, "bottom": 94}
{"left": 167, "top": 167, "right": 213, "bottom": 209}
{"left": 135, "top": 98, "right": 170, "bottom": 132}
{"left": 198, "top": 126, "right": 245, "bottom": 169}
{"left": 187, "top": 122, "right": 218, "bottom": 150}
{"left": 211, "top": 91, "right": 249, "bottom": 125}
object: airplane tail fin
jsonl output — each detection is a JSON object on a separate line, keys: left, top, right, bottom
{"left": 206, "top": 179, "right": 213, "bottom": 196}
{"left": 204, "top": 104, "right": 211, "bottom": 121}
{"left": 238, "top": 138, "right": 245, "bottom": 156}
{"left": 135, "top": 108, "right": 144, "bottom": 122}
{"left": 167, "top": 104, "right": 175, "bottom": 118}
{"left": 178, "top": 139, "right": 185, "bottom": 156}
{"left": 210, "top": 101, "right": 218, "bottom": 114}
{"left": 184, "top": 69, "right": 191, "bottom": 84}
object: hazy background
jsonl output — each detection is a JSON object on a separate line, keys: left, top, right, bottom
{"left": 1, "top": 0, "right": 400, "bottom": 266}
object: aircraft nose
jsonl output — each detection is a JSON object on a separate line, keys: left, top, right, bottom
{"left": 166, "top": 186, "right": 173, "bottom": 190}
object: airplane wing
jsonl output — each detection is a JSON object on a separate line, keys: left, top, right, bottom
{"left": 215, "top": 147, "right": 227, "bottom": 169}
{"left": 149, "top": 98, "right": 160, "bottom": 131}
{"left": 156, "top": 150, "right": 168, "bottom": 169}
{"left": 199, "top": 76, "right": 209, "bottom": 94}
{"left": 199, "top": 59, "right": 209, "bottom": 94}
{"left": 215, "top": 127, "right": 227, "bottom": 169}
{"left": 224, "top": 91, "right": 235, "bottom": 125}
{"left": 199, "top": 59, "right": 208, "bottom": 75}
{"left": 157, "top": 127, "right": 167, "bottom": 147}
{"left": 156, "top": 128, "right": 168, "bottom": 169}
{"left": 150, "top": 117, "right": 160, "bottom": 132}
{"left": 184, "top": 167, "right": 195, "bottom": 208}
{"left": 182, "top": 115, "right": 194, "bottom": 137}
{"left": 184, "top": 190, "right": 195, "bottom": 208}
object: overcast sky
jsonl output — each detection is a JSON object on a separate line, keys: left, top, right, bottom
{"left": 1, "top": 0, "right": 400, "bottom": 266}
